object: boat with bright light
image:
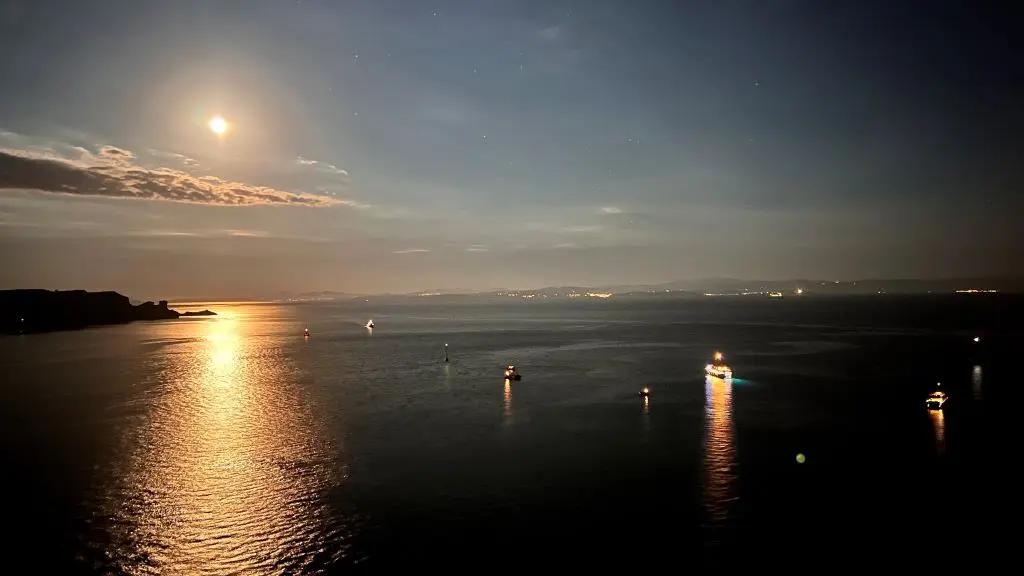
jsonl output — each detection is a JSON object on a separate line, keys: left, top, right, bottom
{"left": 504, "top": 365, "right": 522, "bottom": 381}
{"left": 926, "top": 389, "right": 948, "bottom": 410}
{"left": 638, "top": 386, "right": 650, "bottom": 398}
{"left": 705, "top": 351, "right": 733, "bottom": 379}
{"left": 365, "top": 319, "right": 374, "bottom": 329}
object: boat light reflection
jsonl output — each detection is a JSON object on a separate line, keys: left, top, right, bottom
{"left": 703, "top": 375, "right": 736, "bottom": 543}
{"left": 929, "top": 408, "right": 946, "bottom": 454}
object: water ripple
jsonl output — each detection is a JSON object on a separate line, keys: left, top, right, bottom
{"left": 81, "top": 311, "right": 350, "bottom": 574}
{"left": 703, "top": 376, "right": 737, "bottom": 548}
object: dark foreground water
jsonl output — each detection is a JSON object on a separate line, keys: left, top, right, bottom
{"left": 1, "top": 296, "right": 1020, "bottom": 572}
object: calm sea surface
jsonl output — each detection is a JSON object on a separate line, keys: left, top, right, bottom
{"left": 1, "top": 297, "right": 1019, "bottom": 572}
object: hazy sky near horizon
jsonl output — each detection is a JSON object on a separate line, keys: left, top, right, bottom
{"left": 1, "top": 0, "right": 1021, "bottom": 297}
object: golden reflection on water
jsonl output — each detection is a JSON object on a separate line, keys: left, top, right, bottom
{"left": 929, "top": 409, "right": 946, "bottom": 454}
{"left": 503, "top": 379, "right": 513, "bottom": 424}
{"left": 703, "top": 376, "right": 736, "bottom": 535}
{"left": 100, "top": 309, "right": 343, "bottom": 574}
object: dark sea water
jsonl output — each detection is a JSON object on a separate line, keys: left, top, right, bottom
{"left": 1, "top": 296, "right": 1020, "bottom": 572}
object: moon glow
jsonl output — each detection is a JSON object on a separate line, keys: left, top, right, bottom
{"left": 208, "top": 116, "right": 229, "bottom": 137}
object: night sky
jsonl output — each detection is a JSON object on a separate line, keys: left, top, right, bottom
{"left": 1, "top": 0, "right": 1021, "bottom": 297}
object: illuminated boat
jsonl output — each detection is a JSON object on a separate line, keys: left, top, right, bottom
{"left": 926, "top": 389, "right": 948, "bottom": 410}
{"left": 365, "top": 319, "right": 374, "bottom": 329}
{"left": 705, "top": 351, "right": 733, "bottom": 379}
{"left": 304, "top": 328, "right": 310, "bottom": 338}
{"left": 504, "top": 365, "right": 522, "bottom": 381}
{"left": 637, "top": 386, "right": 650, "bottom": 398}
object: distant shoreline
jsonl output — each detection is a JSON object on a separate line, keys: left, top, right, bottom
{"left": 162, "top": 277, "right": 1024, "bottom": 303}
{"left": 1, "top": 289, "right": 215, "bottom": 336}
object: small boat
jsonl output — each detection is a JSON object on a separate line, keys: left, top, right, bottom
{"left": 926, "top": 389, "right": 948, "bottom": 410}
{"left": 304, "top": 328, "right": 310, "bottom": 338}
{"left": 705, "top": 351, "right": 733, "bottom": 379}
{"left": 365, "top": 319, "right": 374, "bottom": 329}
{"left": 504, "top": 365, "right": 522, "bottom": 381}
{"left": 638, "top": 386, "right": 650, "bottom": 398}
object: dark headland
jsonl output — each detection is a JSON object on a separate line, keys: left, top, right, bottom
{"left": 0, "top": 289, "right": 216, "bottom": 335}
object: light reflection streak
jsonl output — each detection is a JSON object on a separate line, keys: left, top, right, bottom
{"left": 641, "top": 394, "right": 651, "bottom": 435}
{"left": 972, "top": 365, "right": 983, "bottom": 401}
{"left": 503, "top": 379, "right": 513, "bottom": 425}
{"left": 702, "top": 376, "right": 736, "bottom": 544}
{"left": 98, "top": 309, "right": 346, "bottom": 574}
{"left": 929, "top": 409, "right": 946, "bottom": 454}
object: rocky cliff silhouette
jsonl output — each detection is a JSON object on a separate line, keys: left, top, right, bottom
{"left": 0, "top": 289, "right": 213, "bottom": 335}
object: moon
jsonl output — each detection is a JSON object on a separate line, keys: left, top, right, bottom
{"left": 208, "top": 116, "right": 230, "bottom": 137}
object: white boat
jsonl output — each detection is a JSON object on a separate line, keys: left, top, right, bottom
{"left": 705, "top": 351, "right": 733, "bottom": 379}
{"left": 365, "top": 319, "right": 374, "bottom": 329}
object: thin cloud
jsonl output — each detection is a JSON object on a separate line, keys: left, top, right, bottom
{"left": 0, "top": 143, "right": 346, "bottom": 207}
{"left": 563, "top": 225, "right": 601, "bottom": 233}
{"left": 147, "top": 149, "right": 203, "bottom": 169}
{"left": 600, "top": 206, "right": 622, "bottom": 214}
{"left": 125, "top": 230, "right": 202, "bottom": 237}
{"left": 392, "top": 248, "right": 430, "bottom": 254}
{"left": 296, "top": 155, "right": 349, "bottom": 177}
{"left": 223, "top": 229, "right": 270, "bottom": 237}
{"left": 537, "top": 26, "right": 561, "bottom": 41}
{"left": 465, "top": 245, "right": 489, "bottom": 252}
